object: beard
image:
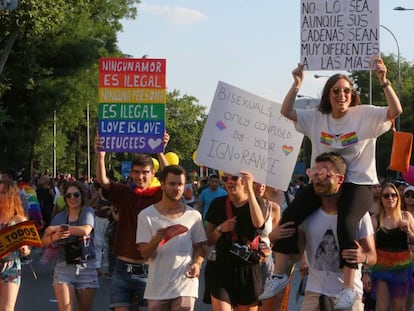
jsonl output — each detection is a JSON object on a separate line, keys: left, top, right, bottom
{"left": 313, "top": 182, "right": 338, "bottom": 197}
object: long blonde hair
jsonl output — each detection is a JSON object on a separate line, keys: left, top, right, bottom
{"left": 378, "top": 182, "right": 402, "bottom": 229}
{"left": 0, "top": 180, "right": 27, "bottom": 221}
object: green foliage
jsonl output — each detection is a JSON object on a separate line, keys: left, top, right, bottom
{"left": 165, "top": 90, "right": 207, "bottom": 160}
{"left": 0, "top": 0, "right": 140, "bottom": 176}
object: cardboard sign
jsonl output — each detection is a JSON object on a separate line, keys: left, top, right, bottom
{"left": 300, "top": 0, "right": 380, "bottom": 70}
{"left": 196, "top": 81, "right": 303, "bottom": 191}
{"left": 0, "top": 221, "right": 42, "bottom": 260}
{"left": 98, "top": 58, "right": 167, "bottom": 153}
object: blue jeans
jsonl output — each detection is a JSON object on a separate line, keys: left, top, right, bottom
{"left": 110, "top": 259, "right": 148, "bottom": 309}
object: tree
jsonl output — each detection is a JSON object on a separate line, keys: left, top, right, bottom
{"left": 165, "top": 90, "right": 207, "bottom": 160}
{"left": 0, "top": 0, "right": 140, "bottom": 176}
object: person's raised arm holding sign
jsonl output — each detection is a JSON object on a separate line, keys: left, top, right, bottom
{"left": 260, "top": 56, "right": 402, "bottom": 309}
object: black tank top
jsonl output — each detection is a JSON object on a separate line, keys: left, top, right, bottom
{"left": 376, "top": 227, "right": 408, "bottom": 252}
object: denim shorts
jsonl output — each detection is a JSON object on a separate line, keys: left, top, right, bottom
{"left": 0, "top": 257, "right": 21, "bottom": 285}
{"left": 110, "top": 259, "right": 148, "bottom": 309}
{"left": 53, "top": 261, "right": 99, "bottom": 290}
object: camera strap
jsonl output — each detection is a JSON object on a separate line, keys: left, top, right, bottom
{"left": 225, "top": 197, "right": 238, "bottom": 241}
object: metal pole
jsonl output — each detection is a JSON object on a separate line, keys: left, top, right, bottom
{"left": 380, "top": 25, "right": 401, "bottom": 130}
{"left": 53, "top": 110, "right": 56, "bottom": 179}
{"left": 87, "top": 102, "right": 90, "bottom": 183}
{"left": 380, "top": 25, "right": 401, "bottom": 179}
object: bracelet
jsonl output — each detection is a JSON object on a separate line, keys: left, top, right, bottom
{"left": 380, "top": 79, "right": 391, "bottom": 89}
{"left": 364, "top": 254, "right": 369, "bottom": 265}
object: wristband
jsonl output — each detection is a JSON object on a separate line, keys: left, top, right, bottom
{"left": 380, "top": 79, "right": 391, "bottom": 89}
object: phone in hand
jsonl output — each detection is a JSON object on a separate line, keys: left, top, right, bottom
{"left": 60, "top": 224, "right": 69, "bottom": 231}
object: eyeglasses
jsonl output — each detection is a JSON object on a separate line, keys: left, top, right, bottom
{"left": 404, "top": 192, "right": 414, "bottom": 199}
{"left": 65, "top": 192, "right": 81, "bottom": 199}
{"left": 221, "top": 176, "right": 239, "bottom": 182}
{"left": 306, "top": 168, "right": 340, "bottom": 182}
{"left": 382, "top": 192, "right": 397, "bottom": 199}
{"left": 331, "top": 87, "right": 352, "bottom": 95}
{"left": 132, "top": 170, "right": 151, "bottom": 175}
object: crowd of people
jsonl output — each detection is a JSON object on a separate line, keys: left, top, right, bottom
{"left": 0, "top": 57, "right": 413, "bottom": 311}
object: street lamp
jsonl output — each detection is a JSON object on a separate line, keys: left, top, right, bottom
{"left": 313, "top": 74, "right": 329, "bottom": 79}
{"left": 393, "top": 6, "right": 414, "bottom": 11}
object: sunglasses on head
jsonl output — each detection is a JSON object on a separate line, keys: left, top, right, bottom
{"left": 65, "top": 192, "right": 81, "bottom": 199}
{"left": 404, "top": 192, "right": 414, "bottom": 199}
{"left": 221, "top": 176, "right": 239, "bottom": 182}
{"left": 331, "top": 87, "right": 352, "bottom": 95}
{"left": 382, "top": 192, "right": 397, "bottom": 199}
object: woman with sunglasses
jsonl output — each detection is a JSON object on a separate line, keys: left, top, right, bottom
{"left": 42, "top": 181, "right": 98, "bottom": 311}
{"left": 262, "top": 56, "right": 402, "bottom": 309}
{"left": 0, "top": 180, "right": 31, "bottom": 311}
{"left": 205, "top": 171, "right": 266, "bottom": 311}
{"left": 367, "top": 182, "right": 414, "bottom": 311}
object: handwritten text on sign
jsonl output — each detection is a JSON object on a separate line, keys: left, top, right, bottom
{"left": 300, "top": 0, "right": 379, "bottom": 71}
{"left": 0, "top": 221, "right": 42, "bottom": 260}
{"left": 98, "top": 58, "right": 166, "bottom": 153}
{"left": 196, "top": 81, "right": 303, "bottom": 191}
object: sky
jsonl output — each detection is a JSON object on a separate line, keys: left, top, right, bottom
{"left": 117, "top": 0, "right": 414, "bottom": 111}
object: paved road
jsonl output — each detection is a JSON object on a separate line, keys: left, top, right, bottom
{"left": 16, "top": 250, "right": 303, "bottom": 310}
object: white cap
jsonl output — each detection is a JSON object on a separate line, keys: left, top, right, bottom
{"left": 403, "top": 185, "right": 414, "bottom": 194}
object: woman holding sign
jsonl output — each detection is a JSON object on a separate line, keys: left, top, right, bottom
{"left": 260, "top": 57, "right": 402, "bottom": 309}
{"left": 0, "top": 179, "right": 31, "bottom": 311}
{"left": 42, "top": 181, "right": 97, "bottom": 311}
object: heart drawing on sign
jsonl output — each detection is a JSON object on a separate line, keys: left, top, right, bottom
{"left": 282, "top": 145, "right": 293, "bottom": 156}
{"left": 148, "top": 138, "right": 162, "bottom": 150}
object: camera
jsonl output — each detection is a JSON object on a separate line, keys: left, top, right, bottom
{"left": 230, "top": 243, "right": 252, "bottom": 262}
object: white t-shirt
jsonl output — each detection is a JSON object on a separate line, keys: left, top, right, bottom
{"left": 300, "top": 209, "right": 374, "bottom": 297}
{"left": 296, "top": 105, "right": 390, "bottom": 184}
{"left": 136, "top": 204, "right": 207, "bottom": 300}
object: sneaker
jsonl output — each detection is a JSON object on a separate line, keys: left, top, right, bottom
{"left": 258, "top": 274, "right": 289, "bottom": 300}
{"left": 334, "top": 287, "right": 358, "bottom": 310}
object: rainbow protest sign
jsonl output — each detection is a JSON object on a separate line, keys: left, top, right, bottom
{"left": 98, "top": 58, "right": 166, "bottom": 153}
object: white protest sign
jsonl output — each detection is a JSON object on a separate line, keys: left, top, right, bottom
{"left": 301, "top": 0, "right": 379, "bottom": 71}
{"left": 196, "top": 81, "right": 303, "bottom": 191}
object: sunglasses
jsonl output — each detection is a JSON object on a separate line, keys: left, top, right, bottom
{"left": 221, "top": 176, "right": 240, "bottom": 182}
{"left": 331, "top": 87, "right": 352, "bottom": 95}
{"left": 65, "top": 192, "right": 81, "bottom": 199}
{"left": 306, "top": 168, "right": 340, "bottom": 182}
{"left": 404, "top": 192, "right": 414, "bottom": 199}
{"left": 382, "top": 192, "right": 397, "bottom": 199}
